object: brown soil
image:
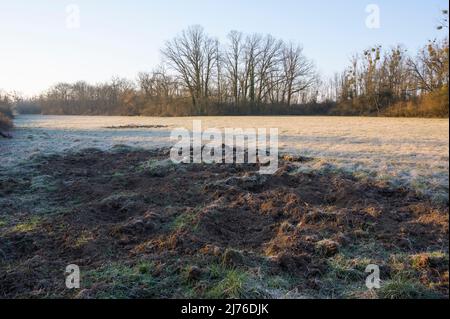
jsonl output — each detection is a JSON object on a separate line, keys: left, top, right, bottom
{"left": 105, "top": 125, "right": 168, "bottom": 129}
{"left": 0, "top": 148, "right": 448, "bottom": 299}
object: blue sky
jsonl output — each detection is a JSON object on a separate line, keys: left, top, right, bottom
{"left": 0, "top": 0, "right": 447, "bottom": 96}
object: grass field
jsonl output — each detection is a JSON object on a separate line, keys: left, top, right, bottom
{"left": 0, "top": 115, "right": 448, "bottom": 299}
{"left": 2, "top": 115, "right": 449, "bottom": 201}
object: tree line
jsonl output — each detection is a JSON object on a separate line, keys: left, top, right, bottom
{"left": 18, "top": 27, "right": 323, "bottom": 117}
{"left": 326, "top": 38, "right": 448, "bottom": 117}
{"left": 11, "top": 11, "right": 449, "bottom": 118}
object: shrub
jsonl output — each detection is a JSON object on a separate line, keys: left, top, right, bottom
{"left": 0, "top": 112, "right": 12, "bottom": 131}
{"left": 384, "top": 87, "right": 449, "bottom": 118}
{"left": 419, "top": 86, "right": 449, "bottom": 117}
{"left": 0, "top": 96, "right": 14, "bottom": 131}
{"left": 15, "top": 101, "right": 42, "bottom": 114}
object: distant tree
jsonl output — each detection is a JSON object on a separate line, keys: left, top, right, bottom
{"left": 162, "top": 26, "right": 218, "bottom": 114}
{"left": 408, "top": 39, "right": 449, "bottom": 93}
{"left": 281, "top": 43, "right": 316, "bottom": 106}
{"left": 224, "top": 31, "right": 244, "bottom": 105}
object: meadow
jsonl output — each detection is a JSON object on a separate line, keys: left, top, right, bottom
{"left": 2, "top": 115, "right": 448, "bottom": 201}
{"left": 0, "top": 115, "right": 448, "bottom": 299}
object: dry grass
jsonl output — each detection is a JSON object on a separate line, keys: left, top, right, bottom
{"left": 0, "top": 113, "right": 12, "bottom": 131}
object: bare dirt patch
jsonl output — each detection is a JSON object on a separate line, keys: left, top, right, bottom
{"left": 105, "top": 125, "right": 168, "bottom": 129}
{"left": 0, "top": 148, "right": 448, "bottom": 299}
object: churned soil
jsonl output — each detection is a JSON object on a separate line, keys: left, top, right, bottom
{"left": 0, "top": 148, "right": 448, "bottom": 299}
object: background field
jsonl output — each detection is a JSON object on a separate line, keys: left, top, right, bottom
{"left": 1, "top": 115, "right": 448, "bottom": 202}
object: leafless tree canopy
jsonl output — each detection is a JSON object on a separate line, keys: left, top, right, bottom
{"left": 11, "top": 23, "right": 449, "bottom": 118}
{"left": 161, "top": 26, "right": 318, "bottom": 112}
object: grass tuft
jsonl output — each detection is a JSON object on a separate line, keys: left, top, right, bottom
{"left": 378, "top": 276, "right": 441, "bottom": 299}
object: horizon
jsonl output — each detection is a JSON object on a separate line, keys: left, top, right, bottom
{"left": 1, "top": 0, "right": 448, "bottom": 97}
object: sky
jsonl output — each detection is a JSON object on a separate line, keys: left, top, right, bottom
{"left": 0, "top": 0, "right": 448, "bottom": 96}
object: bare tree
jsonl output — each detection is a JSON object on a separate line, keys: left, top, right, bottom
{"left": 242, "top": 34, "right": 262, "bottom": 104}
{"left": 162, "top": 25, "right": 218, "bottom": 114}
{"left": 281, "top": 43, "right": 316, "bottom": 106}
{"left": 225, "top": 31, "right": 244, "bottom": 105}
{"left": 408, "top": 39, "right": 449, "bottom": 93}
{"left": 256, "top": 35, "right": 283, "bottom": 103}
